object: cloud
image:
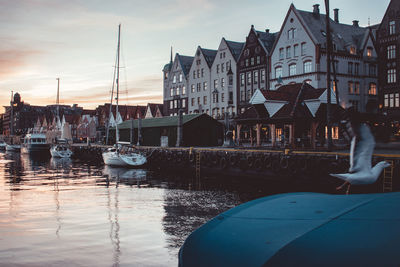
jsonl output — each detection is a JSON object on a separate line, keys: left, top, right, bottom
{"left": 0, "top": 48, "right": 42, "bottom": 78}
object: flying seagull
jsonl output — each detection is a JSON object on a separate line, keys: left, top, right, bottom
{"left": 330, "top": 123, "right": 391, "bottom": 194}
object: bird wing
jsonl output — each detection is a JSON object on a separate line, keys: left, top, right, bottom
{"left": 350, "top": 124, "right": 375, "bottom": 173}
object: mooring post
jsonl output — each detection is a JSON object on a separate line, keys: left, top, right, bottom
{"left": 137, "top": 117, "right": 142, "bottom": 146}
{"left": 176, "top": 109, "right": 183, "bottom": 147}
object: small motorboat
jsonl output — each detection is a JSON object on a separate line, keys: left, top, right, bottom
{"left": 50, "top": 144, "right": 73, "bottom": 158}
{"left": 6, "top": 144, "right": 21, "bottom": 152}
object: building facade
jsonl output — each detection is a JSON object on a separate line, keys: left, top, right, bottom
{"left": 163, "top": 53, "right": 193, "bottom": 116}
{"left": 210, "top": 38, "right": 244, "bottom": 119}
{"left": 269, "top": 4, "right": 378, "bottom": 113}
{"left": 377, "top": 0, "right": 400, "bottom": 122}
{"left": 237, "top": 25, "right": 277, "bottom": 114}
{"left": 188, "top": 46, "right": 217, "bottom": 115}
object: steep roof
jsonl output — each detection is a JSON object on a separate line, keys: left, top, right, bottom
{"left": 225, "top": 40, "right": 245, "bottom": 61}
{"left": 177, "top": 54, "right": 194, "bottom": 76}
{"left": 200, "top": 48, "right": 218, "bottom": 68}
{"left": 147, "top": 103, "right": 163, "bottom": 117}
{"left": 256, "top": 30, "right": 279, "bottom": 53}
{"left": 118, "top": 113, "right": 211, "bottom": 129}
{"left": 296, "top": 9, "right": 370, "bottom": 52}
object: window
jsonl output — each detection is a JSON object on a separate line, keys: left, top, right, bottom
{"left": 174, "top": 100, "right": 177, "bottom": 109}
{"left": 289, "top": 64, "right": 296, "bottom": 76}
{"left": 203, "top": 96, "right": 207, "bottom": 105}
{"left": 368, "top": 83, "right": 377, "bottom": 95}
{"left": 241, "top": 90, "right": 245, "bottom": 101}
{"left": 287, "top": 28, "right": 296, "bottom": 39}
{"left": 303, "top": 61, "right": 312, "bottom": 73}
{"left": 191, "top": 98, "right": 195, "bottom": 106}
{"left": 350, "top": 46, "right": 356, "bottom": 55}
{"left": 247, "top": 72, "right": 251, "bottom": 85}
{"left": 369, "top": 64, "right": 377, "bottom": 76}
{"left": 182, "top": 86, "right": 186, "bottom": 95}
{"left": 251, "top": 57, "right": 254, "bottom": 66}
{"left": 217, "top": 64, "right": 220, "bottom": 73}
{"left": 182, "top": 99, "right": 186, "bottom": 108}
{"left": 170, "top": 101, "right": 173, "bottom": 109}
{"left": 245, "top": 59, "right": 249, "bottom": 67}
{"left": 294, "top": 44, "right": 299, "bottom": 57}
{"left": 253, "top": 71, "right": 258, "bottom": 84}
{"left": 179, "top": 73, "right": 183, "bottom": 82}
{"left": 221, "top": 93, "right": 224, "bottom": 102}
{"left": 348, "top": 62, "right": 353, "bottom": 74}
{"left": 240, "top": 74, "right": 245, "bottom": 86}
{"left": 348, "top": 81, "right": 354, "bottom": 94}
{"left": 390, "top": 93, "right": 394, "bottom": 107}
{"left": 221, "top": 78, "right": 225, "bottom": 88}
{"left": 201, "top": 68, "right": 204, "bottom": 77}
{"left": 197, "top": 97, "right": 200, "bottom": 105}
{"left": 170, "top": 88, "right": 174, "bottom": 96}
{"left": 301, "top": 42, "right": 306, "bottom": 55}
{"left": 246, "top": 89, "right": 251, "bottom": 100}
{"left": 173, "top": 75, "right": 176, "bottom": 83}
{"left": 193, "top": 71, "right": 195, "bottom": 79}
{"left": 191, "top": 84, "right": 195, "bottom": 93}
{"left": 390, "top": 21, "right": 396, "bottom": 35}
{"left": 214, "top": 79, "right": 218, "bottom": 89}
{"left": 355, "top": 82, "right": 360, "bottom": 94}
{"left": 221, "top": 63, "right": 225, "bottom": 73}
{"left": 384, "top": 94, "right": 389, "bottom": 107}
{"left": 349, "top": 100, "right": 359, "bottom": 111}
{"left": 228, "top": 75, "right": 233, "bottom": 86}
{"left": 256, "top": 56, "right": 260, "bottom": 64}
{"left": 275, "top": 66, "right": 283, "bottom": 78}
{"left": 279, "top": 48, "right": 284, "bottom": 59}
{"left": 354, "top": 63, "right": 359, "bottom": 75}
{"left": 396, "top": 93, "right": 400, "bottom": 107}
{"left": 388, "top": 69, "right": 396, "bottom": 83}
{"left": 229, "top": 92, "right": 233, "bottom": 102}
{"left": 197, "top": 83, "right": 201, "bottom": 92}
{"left": 261, "top": 69, "right": 265, "bottom": 83}
{"left": 286, "top": 46, "right": 291, "bottom": 58}
{"left": 213, "top": 93, "right": 219, "bottom": 103}
{"left": 367, "top": 47, "right": 373, "bottom": 57}
{"left": 197, "top": 69, "right": 200, "bottom": 78}
{"left": 226, "top": 61, "right": 231, "bottom": 70}
{"left": 196, "top": 59, "right": 201, "bottom": 65}
{"left": 203, "top": 82, "right": 207, "bottom": 91}
{"left": 388, "top": 45, "right": 396, "bottom": 59}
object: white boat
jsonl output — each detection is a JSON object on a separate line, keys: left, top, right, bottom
{"left": 21, "top": 133, "right": 50, "bottom": 154}
{"left": 0, "top": 140, "right": 6, "bottom": 150}
{"left": 5, "top": 144, "right": 21, "bottom": 152}
{"left": 102, "top": 24, "right": 147, "bottom": 168}
{"left": 50, "top": 144, "right": 73, "bottom": 158}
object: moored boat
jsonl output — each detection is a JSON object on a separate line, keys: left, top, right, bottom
{"left": 50, "top": 144, "right": 73, "bottom": 158}
{"left": 21, "top": 133, "right": 50, "bottom": 154}
{"left": 5, "top": 144, "right": 21, "bottom": 152}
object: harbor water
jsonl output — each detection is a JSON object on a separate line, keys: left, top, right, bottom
{"left": 0, "top": 150, "right": 332, "bottom": 266}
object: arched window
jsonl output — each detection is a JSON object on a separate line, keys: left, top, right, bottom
{"left": 275, "top": 66, "right": 283, "bottom": 79}
{"left": 289, "top": 64, "right": 297, "bottom": 76}
{"left": 303, "top": 61, "right": 312, "bottom": 73}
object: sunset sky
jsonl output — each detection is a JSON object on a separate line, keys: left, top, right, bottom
{"left": 0, "top": 0, "right": 389, "bottom": 112}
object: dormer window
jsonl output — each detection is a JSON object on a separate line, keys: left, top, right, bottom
{"left": 367, "top": 47, "right": 373, "bottom": 57}
{"left": 350, "top": 46, "right": 356, "bottom": 55}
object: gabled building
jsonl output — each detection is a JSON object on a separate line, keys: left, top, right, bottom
{"left": 269, "top": 4, "right": 378, "bottom": 113}
{"left": 377, "top": 0, "right": 400, "bottom": 126}
{"left": 163, "top": 53, "right": 194, "bottom": 116}
{"left": 188, "top": 46, "right": 218, "bottom": 115}
{"left": 237, "top": 25, "right": 278, "bottom": 115}
{"left": 144, "top": 103, "right": 164, "bottom": 118}
{"left": 210, "top": 38, "right": 244, "bottom": 119}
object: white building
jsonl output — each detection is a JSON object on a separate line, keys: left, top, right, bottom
{"left": 269, "top": 4, "right": 378, "bottom": 112}
{"left": 188, "top": 46, "right": 217, "bottom": 114}
{"left": 210, "top": 38, "right": 244, "bottom": 118}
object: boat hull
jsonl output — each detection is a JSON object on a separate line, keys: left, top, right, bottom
{"left": 102, "top": 151, "right": 146, "bottom": 167}
{"left": 21, "top": 144, "right": 51, "bottom": 154}
{"left": 50, "top": 145, "right": 72, "bottom": 158}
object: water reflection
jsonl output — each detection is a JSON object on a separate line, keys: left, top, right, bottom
{"left": 103, "top": 166, "right": 148, "bottom": 187}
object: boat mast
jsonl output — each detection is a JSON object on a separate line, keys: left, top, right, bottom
{"left": 115, "top": 24, "right": 121, "bottom": 145}
{"left": 56, "top": 78, "right": 60, "bottom": 127}
{"left": 10, "top": 91, "right": 14, "bottom": 136}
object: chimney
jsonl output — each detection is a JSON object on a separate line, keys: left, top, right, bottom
{"left": 265, "top": 29, "right": 270, "bottom": 33}
{"left": 313, "top": 4, "right": 320, "bottom": 15}
{"left": 334, "top": 8, "right": 339, "bottom": 23}
{"left": 353, "top": 20, "right": 359, "bottom": 27}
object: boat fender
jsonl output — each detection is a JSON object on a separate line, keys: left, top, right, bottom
{"left": 219, "top": 156, "right": 228, "bottom": 169}
{"left": 246, "top": 155, "right": 254, "bottom": 168}
{"left": 280, "top": 156, "right": 289, "bottom": 170}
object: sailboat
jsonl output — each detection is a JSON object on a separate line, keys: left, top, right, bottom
{"left": 50, "top": 78, "right": 73, "bottom": 158}
{"left": 102, "top": 24, "right": 147, "bottom": 167}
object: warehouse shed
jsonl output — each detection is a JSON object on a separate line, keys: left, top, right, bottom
{"left": 116, "top": 114, "right": 223, "bottom": 147}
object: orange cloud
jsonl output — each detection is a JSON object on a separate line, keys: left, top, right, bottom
{"left": 0, "top": 48, "right": 41, "bottom": 78}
